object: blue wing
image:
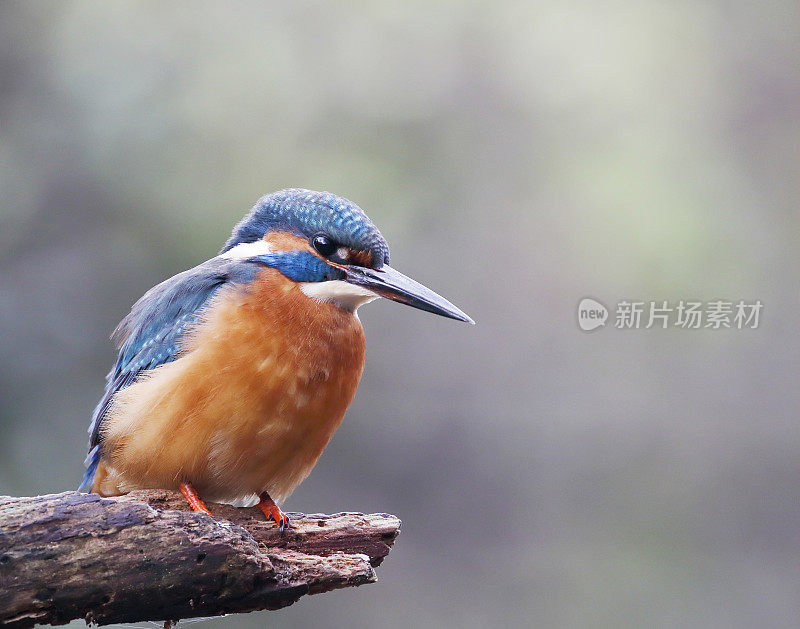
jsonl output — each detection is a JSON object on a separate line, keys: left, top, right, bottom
{"left": 79, "top": 257, "right": 256, "bottom": 491}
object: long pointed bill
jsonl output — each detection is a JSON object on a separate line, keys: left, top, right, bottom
{"left": 343, "top": 264, "right": 474, "bottom": 323}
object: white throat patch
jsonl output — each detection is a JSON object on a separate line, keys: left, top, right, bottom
{"left": 300, "top": 281, "right": 379, "bottom": 313}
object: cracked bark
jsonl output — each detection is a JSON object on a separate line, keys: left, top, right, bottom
{"left": 0, "top": 490, "right": 400, "bottom": 627}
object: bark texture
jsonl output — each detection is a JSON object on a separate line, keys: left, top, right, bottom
{"left": 0, "top": 490, "right": 400, "bottom": 627}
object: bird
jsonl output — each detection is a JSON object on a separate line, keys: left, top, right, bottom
{"left": 80, "top": 189, "right": 472, "bottom": 529}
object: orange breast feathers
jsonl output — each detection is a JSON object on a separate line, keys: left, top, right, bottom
{"left": 93, "top": 267, "right": 366, "bottom": 503}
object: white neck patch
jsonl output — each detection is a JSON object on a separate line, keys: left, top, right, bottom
{"left": 300, "top": 281, "right": 380, "bottom": 313}
{"left": 221, "top": 240, "right": 274, "bottom": 260}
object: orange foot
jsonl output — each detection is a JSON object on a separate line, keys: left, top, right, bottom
{"left": 259, "top": 491, "right": 290, "bottom": 532}
{"left": 179, "top": 481, "right": 212, "bottom": 516}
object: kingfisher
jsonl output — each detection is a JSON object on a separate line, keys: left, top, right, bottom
{"left": 79, "top": 189, "right": 472, "bottom": 529}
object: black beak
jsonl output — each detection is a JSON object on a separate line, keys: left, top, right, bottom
{"left": 343, "top": 264, "right": 474, "bottom": 324}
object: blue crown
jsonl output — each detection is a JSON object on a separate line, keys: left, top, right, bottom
{"left": 222, "top": 189, "right": 390, "bottom": 267}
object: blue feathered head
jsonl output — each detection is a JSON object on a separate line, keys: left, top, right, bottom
{"left": 221, "top": 189, "right": 390, "bottom": 268}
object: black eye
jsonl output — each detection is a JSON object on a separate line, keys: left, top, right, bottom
{"left": 312, "top": 234, "right": 337, "bottom": 258}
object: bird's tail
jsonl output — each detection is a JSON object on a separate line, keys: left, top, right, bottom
{"left": 78, "top": 444, "right": 101, "bottom": 492}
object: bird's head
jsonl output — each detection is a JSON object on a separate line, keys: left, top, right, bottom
{"left": 221, "top": 189, "right": 473, "bottom": 323}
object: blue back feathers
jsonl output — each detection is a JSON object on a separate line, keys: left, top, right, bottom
{"left": 222, "top": 189, "right": 390, "bottom": 268}
{"left": 80, "top": 258, "right": 253, "bottom": 490}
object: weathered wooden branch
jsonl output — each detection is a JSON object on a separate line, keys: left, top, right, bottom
{"left": 0, "top": 490, "right": 400, "bottom": 627}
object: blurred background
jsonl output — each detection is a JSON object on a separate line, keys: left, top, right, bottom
{"left": 1, "top": 1, "right": 798, "bottom": 627}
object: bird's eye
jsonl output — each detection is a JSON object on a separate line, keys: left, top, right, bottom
{"left": 312, "top": 235, "right": 337, "bottom": 258}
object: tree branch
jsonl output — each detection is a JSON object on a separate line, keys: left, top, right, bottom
{"left": 0, "top": 490, "right": 400, "bottom": 627}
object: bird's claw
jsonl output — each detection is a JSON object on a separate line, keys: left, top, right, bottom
{"left": 179, "top": 481, "right": 212, "bottom": 515}
{"left": 258, "top": 494, "right": 291, "bottom": 532}
{"left": 269, "top": 507, "right": 290, "bottom": 531}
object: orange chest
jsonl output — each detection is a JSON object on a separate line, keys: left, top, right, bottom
{"left": 188, "top": 268, "right": 367, "bottom": 432}
{"left": 100, "top": 268, "right": 368, "bottom": 501}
